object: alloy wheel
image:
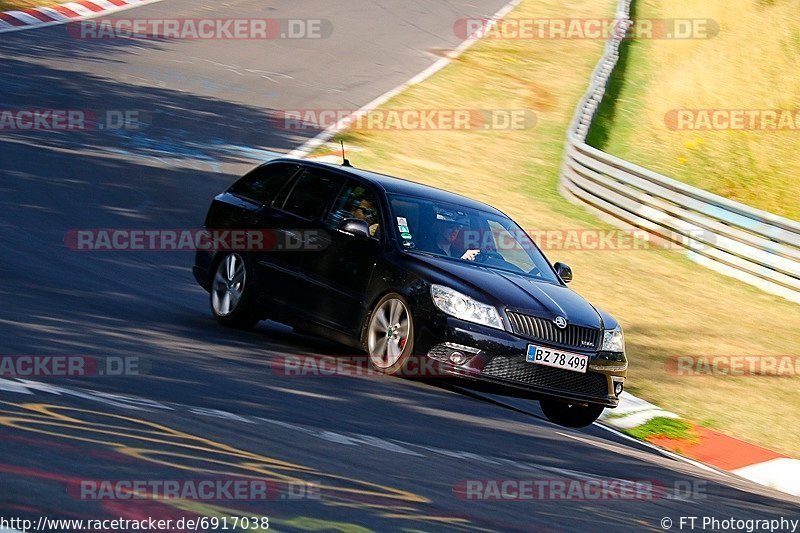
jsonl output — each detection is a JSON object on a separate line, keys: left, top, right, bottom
{"left": 367, "top": 297, "right": 411, "bottom": 369}
{"left": 212, "top": 253, "right": 246, "bottom": 317}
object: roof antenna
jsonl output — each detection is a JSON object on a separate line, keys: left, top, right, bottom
{"left": 340, "top": 140, "right": 352, "bottom": 167}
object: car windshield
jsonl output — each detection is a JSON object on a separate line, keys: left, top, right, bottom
{"left": 388, "top": 194, "right": 560, "bottom": 283}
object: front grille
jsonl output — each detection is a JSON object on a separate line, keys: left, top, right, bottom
{"left": 506, "top": 311, "right": 601, "bottom": 351}
{"left": 482, "top": 355, "right": 609, "bottom": 399}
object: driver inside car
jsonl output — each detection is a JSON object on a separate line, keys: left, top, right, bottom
{"left": 349, "top": 198, "right": 379, "bottom": 237}
{"left": 434, "top": 220, "right": 481, "bottom": 261}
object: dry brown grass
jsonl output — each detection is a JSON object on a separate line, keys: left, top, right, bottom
{"left": 0, "top": 0, "right": 53, "bottom": 10}
{"left": 324, "top": 0, "right": 800, "bottom": 455}
{"left": 591, "top": 0, "right": 800, "bottom": 219}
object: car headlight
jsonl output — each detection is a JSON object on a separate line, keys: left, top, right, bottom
{"left": 600, "top": 325, "right": 625, "bottom": 353}
{"left": 430, "top": 284, "right": 503, "bottom": 330}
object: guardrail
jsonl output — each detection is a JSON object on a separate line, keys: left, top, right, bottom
{"left": 558, "top": 0, "right": 800, "bottom": 304}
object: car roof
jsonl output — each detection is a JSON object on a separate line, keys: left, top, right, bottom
{"left": 267, "top": 158, "right": 507, "bottom": 216}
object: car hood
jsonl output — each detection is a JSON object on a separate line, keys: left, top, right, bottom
{"left": 406, "top": 253, "right": 603, "bottom": 328}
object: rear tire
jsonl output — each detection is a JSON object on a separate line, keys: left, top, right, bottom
{"left": 540, "top": 399, "right": 604, "bottom": 428}
{"left": 210, "top": 253, "right": 260, "bottom": 330}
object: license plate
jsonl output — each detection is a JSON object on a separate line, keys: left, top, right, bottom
{"left": 526, "top": 345, "right": 589, "bottom": 374}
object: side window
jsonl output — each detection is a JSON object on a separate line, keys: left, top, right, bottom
{"left": 229, "top": 163, "right": 300, "bottom": 205}
{"left": 327, "top": 181, "right": 382, "bottom": 238}
{"left": 279, "top": 168, "right": 344, "bottom": 220}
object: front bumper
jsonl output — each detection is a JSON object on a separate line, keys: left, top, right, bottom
{"left": 416, "top": 316, "right": 627, "bottom": 408}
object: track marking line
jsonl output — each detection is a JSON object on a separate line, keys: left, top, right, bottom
{"left": 286, "top": 0, "right": 524, "bottom": 159}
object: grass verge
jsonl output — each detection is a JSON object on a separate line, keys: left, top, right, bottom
{"left": 626, "top": 418, "right": 697, "bottom": 443}
{"left": 0, "top": 0, "right": 54, "bottom": 10}
{"left": 315, "top": 0, "right": 800, "bottom": 456}
{"left": 587, "top": 0, "right": 800, "bottom": 220}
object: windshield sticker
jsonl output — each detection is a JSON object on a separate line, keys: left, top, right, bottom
{"left": 397, "top": 217, "right": 413, "bottom": 241}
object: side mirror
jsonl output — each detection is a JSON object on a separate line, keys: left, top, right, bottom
{"left": 337, "top": 218, "right": 371, "bottom": 239}
{"left": 553, "top": 262, "right": 573, "bottom": 284}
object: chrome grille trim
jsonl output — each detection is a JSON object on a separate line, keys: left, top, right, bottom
{"left": 506, "top": 312, "right": 601, "bottom": 351}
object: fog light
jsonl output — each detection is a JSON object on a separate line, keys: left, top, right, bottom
{"left": 449, "top": 352, "right": 468, "bottom": 365}
{"left": 426, "top": 345, "right": 450, "bottom": 362}
{"left": 614, "top": 382, "right": 624, "bottom": 396}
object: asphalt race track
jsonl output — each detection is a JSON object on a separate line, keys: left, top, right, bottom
{"left": 1, "top": 1, "right": 799, "bottom": 531}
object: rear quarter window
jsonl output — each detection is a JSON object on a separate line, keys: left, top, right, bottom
{"left": 278, "top": 168, "right": 345, "bottom": 220}
{"left": 229, "top": 162, "right": 300, "bottom": 205}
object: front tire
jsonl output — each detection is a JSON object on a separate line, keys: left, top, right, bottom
{"left": 365, "top": 293, "right": 415, "bottom": 375}
{"left": 540, "top": 399, "right": 604, "bottom": 428}
{"left": 210, "top": 253, "right": 260, "bottom": 329}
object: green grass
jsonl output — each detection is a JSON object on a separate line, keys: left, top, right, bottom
{"left": 626, "top": 417, "right": 697, "bottom": 442}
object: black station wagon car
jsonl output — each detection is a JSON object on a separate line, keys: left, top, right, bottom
{"left": 193, "top": 159, "right": 628, "bottom": 427}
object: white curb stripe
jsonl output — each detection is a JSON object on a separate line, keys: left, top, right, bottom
{"left": 603, "top": 408, "right": 680, "bottom": 430}
{"left": 599, "top": 391, "right": 679, "bottom": 429}
{"left": 607, "top": 391, "right": 669, "bottom": 415}
{"left": 36, "top": 7, "right": 72, "bottom": 21}
{"left": 732, "top": 458, "right": 800, "bottom": 497}
{"left": 0, "top": 19, "right": 12, "bottom": 29}
{"left": 87, "top": 0, "right": 120, "bottom": 10}
{"left": 4, "top": 10, "right": 44, "bottom": 24}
